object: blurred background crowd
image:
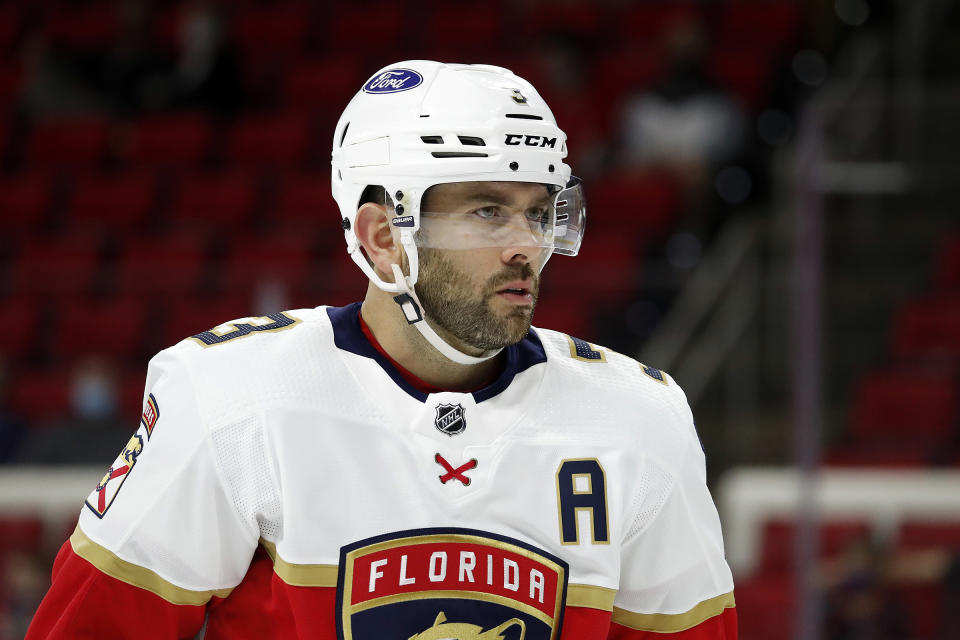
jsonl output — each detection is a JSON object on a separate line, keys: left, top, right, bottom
{"left": 0, "top": 0, "right": 958, "bottom": 638}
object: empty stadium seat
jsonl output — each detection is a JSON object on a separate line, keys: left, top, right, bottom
{"left": 897, "top": 521, "right": 960, "bottom": 551}
{"left": 0, "top": 516, "right": 44, "bottom": 556}
{"left": 717, "top": 1, "right": 799, "bottom": 54}
{"left": 935, "top": 234, "right": 960, "bottom": 291}
{"left": 0, "top": 296, "right": 41, "bottom": 361}
{"left": 229, "top": 4, "right": 310, "bottom": 57}
{"left": 9, "top": 235, "right": 102, "bottom": 295}
{"left": 26, "top": 118, "right": 110, "bottom": 169}
{"left": 329, "top": 4, "right": 406, "bottom": 60}
{"left": 587, "top": 169, "right": 680, "bottom": 236}
{"left": 54, "top": 297, "right": 147, "bottom": 360}
{"left": 123, "top": 113, "right": 213, "bottom": 168}
{"left": 269, "top": 172, "right": 332, "bottom": 233}
{"left": 759, "top": 518, "right": 872, "bottom": 576}
{"left": 66, "top": 171, "right": 157, "bottom": 231}
{"left": 222, "top": 232, "right": 314, "bottom": 293}
{"left": 114, "top": 231, "right": 210, "bottom": 295}
{"left": 892, "top": 295, "right": 960, "bottom": 359}
{"left": 9, "top": 369, "right": 72, "bottom": 425}
{"left": 44, "top": 4, "right": 118, "bottom": 52}
{"left": 284, "top": 57, "right": 363, "bottom": 112}
{"left": 423, "top": 5, "right": 503, "bottom": 54}
{"left": 542, "top": 230, "right": 644, "bottom": 302}
{"left": 529, "top": 297, "right": 593, "bottom": 339}
{"left": 170, "top": 171, "right": 259, "bottom": 228}
{"left": 849, "top": 371, "right": 958, "bottom": 443}
{"left": 226, "top": 112, "right": 314, "bottom": 168}
{"left": 0, "top": 172, "right": 54, "bottom": 236}
{"left": 618, "top": 3, "right": 702, "bottom": 41}
{"left": 710, "top": 48, "right": 772, "bottom": 110}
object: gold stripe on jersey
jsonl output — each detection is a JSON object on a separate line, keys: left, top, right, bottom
{"left": 260, "top": 538, "right": 339, "bottom": 587}
{"left": 349, "top": 590, "right": 555, "bottom": 627}
{"left": 70, "top": 525, "right": 233, "bottom": 605}
{"left": 611, "top": 591, "right": 736, "bottom": 632}
{"left": 566, "top": 584, "right": 616, "bottom": 611}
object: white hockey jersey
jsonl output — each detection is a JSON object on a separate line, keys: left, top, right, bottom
{"left": 29, "top": 303, "right": 736, "bottom": 640}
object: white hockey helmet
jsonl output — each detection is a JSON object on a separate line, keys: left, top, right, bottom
{"left": 331, "top": 60, "right": 585, "bottom": 364}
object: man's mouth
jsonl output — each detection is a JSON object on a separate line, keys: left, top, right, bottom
{"left": 496, "top": 281, "right": 535, "bottom": 304}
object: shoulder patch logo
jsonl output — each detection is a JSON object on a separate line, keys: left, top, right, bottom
{"left": 336, "top": 527, "right": 568, "bottom": 640}
{"left": 85, "top": 394, "right": 160, "bottom": 518}
{"left": 141, "top": 393, "right": 159, "bottom": 439}
{"left": 435, "top": 403, "right": 466, "bottom": 436}
{"left": 85, "top": 434, "right": 143, "bottom": 518}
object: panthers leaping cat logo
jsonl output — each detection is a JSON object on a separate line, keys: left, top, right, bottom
{"left": 408, "top": 612, "right": 526, "bottom": 640}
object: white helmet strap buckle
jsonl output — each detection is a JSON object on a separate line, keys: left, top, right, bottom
{"left": 389, "top": 263, "right": 502, "bottom": 366}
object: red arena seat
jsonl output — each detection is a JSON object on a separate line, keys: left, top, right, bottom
{"left": 270, "top": 172, "right": 331, "bottom": 233}
{"left": 26, "top": 117, "right": 110, "bottom": 169}
{"left": 222, "top": 232, "right": 314, "bottom": 293}
{"left": 759, "top": 518, "right": 872, "bottom": 576}
{"left": 170, "top": 171, "right": 258, "bottom": 228}
{"left": 124, "top": 113, "right": 213, "bottom": 168}
{"left": 226, "top": 112, "right": 314, "bottom": 168}
{"left": 230, "top": 5, "right": 309, "bottom": 57}
{"left": 849, "top": 371, "right": 958, "bottom": 443}
{"left": 115, "top": 231, "right": 210, "bottom": 295}
{"left": 934, "top": 234, "right": 960, "bottom": 291}
{"left": 897, "top": 521, "right": 960, "bottom": 551}
{"left": 892, "top": 296, "right": 960, "bottom": 359}
{"left": 284, "top": 57, "right": 363, "bottom": 112}
{"left": 9, "top": 369, "right": 72, "bottom": 425}
{"left": 0, "top": 172, "right": 54, "bottom": 236}
{"left": 66, "top": 171, "right": 157, "bottom": 231}
{"left": 54, "top": 297, "right": 147, "bottom": 360}
{"left": 9, "top": 235, "right": 101, "bottom": 295}
{"left": 0, "top": 296, "right": 41, "bottom": 361}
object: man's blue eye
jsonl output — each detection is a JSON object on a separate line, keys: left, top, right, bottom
{"left": 474, "top": 207, "right": 498, "bottom": 219}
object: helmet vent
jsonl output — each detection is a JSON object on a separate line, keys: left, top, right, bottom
{"left": 339, "top": 122, "right": 350, "bottom": 147}
{"left": 421, "top": 135, "right": 444, "bottom": 144}
{"left": 457, "top": 136, "right": 486, "bottom": 146}
{"left": 505, "top": 113, "right": 543, "bottom": 120}
{"left": 431, "top": 152, "right": 489, "bottom": 158}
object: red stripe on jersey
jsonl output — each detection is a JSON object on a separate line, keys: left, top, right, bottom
{"left": 26, "top": 540, "right": 206, "bottom": 639}
{"left": 561, "top": 605, "right": 613, "bottom": 638}
{"left": 609, "top": 605, "right": 738, "bottom": 639}
{"left": 203, "top": 546, "right": 338, "bottom": 639}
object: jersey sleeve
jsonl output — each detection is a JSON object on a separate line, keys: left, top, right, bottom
{"left": 27, "top": 347, "right": 263, "bottom": 638}
{"left": 611, "top": 386, "right": 737, "bottom": 639}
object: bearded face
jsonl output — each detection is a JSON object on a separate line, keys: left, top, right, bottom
{"left": 415, "top": 247, "right": 539, "bottom": 352}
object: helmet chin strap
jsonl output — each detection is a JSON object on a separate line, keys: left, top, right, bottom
{"left": 389, "top": 263, "right": 503, "bottom": 366}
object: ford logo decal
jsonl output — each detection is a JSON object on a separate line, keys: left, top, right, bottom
{"left": 363, "top": 69, "right": 424, "bottom": 94}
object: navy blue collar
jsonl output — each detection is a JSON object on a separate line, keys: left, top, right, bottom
{"left": 326, "top": 303, "right": 547, "bottom": 403}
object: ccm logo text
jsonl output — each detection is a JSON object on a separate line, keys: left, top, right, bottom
{"left": 504, "top": 134, "right": 557, "bottom": 148}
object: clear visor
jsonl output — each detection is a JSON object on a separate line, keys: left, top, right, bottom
{"left": 396, "top": 177, "right": 586, "bottom": 256}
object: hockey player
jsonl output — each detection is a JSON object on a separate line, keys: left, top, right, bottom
{"left": 27, "top": 61, "right": 736, "bottom": 639}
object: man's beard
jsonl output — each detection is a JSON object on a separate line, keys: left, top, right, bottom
{"left": 415, "top": 248, "right": 539, "bottom": 351}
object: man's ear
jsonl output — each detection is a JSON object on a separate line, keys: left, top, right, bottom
{"left": 354, "top": 202, "right": 402, "bottom": 281}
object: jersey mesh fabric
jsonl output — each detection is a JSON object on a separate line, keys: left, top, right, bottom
{"left": 211, "top": 416, "right": 282, "bottom": 541}
{"left": 626, "top": 461, "right": 675, "bottom": 540}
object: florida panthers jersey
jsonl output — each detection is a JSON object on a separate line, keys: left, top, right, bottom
{"left": 28, "top": 303, "right": 736, "bottom": 639}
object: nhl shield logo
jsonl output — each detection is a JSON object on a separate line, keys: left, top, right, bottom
{"left": 435, "top": 403, "right": 466, "bottom": 436}
{"left": 336, "top": 528, "right": 568, "bottom": 640}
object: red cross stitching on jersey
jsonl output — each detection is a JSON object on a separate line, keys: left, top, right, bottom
{"left": 434, "top": 453, "right": 477, "bottom": 486}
